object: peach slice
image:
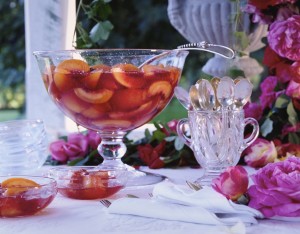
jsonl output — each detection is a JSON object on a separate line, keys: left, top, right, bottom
{"left": 148, "top": 81, "right": 172, "bottom": 99}
{"left": 2, "top": 178, "right": 40, "bottom": 196}
{"left": 109, "top": 89, "right": 147, "bottom": 111}
{"left": 74, "top": 88, "right": 113, "bottom": 104}
{"left": 91, "top": 64, "right": 111, "bottom": 71}
{"left": 112, "top": 64, "right": 145, "bottom": 88}
{"left": 98, "top": 72, "right": 122, "bottom": 90}
{"left": 56, "top": 59, "right": 90, "bottom": 74}
{"left": 81, "top": 103, "right": 111, "bottom": 119}
{"left": 84, "top": 64, "right": 112, "bottom": 90}
{"left": 60, "top": 92, "right": 87, "bottom": 113}
{"left": 84, "top": 70, "right": 102, "bottom": 89}
{"left": 54, "top": 59, "right": 90, "bottom": 92}
{"left": 165, "top": 66, "right": 181, "bottom": 85}
{"left": 109, "top": 100, "right": 157, "bottom": 119}
{"left": 142, "top": 64, "right": 169, "bottom": 80}
{"left": 82, "top": 171, "right": 109, "bottom": 188}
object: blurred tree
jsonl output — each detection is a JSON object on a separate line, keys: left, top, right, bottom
{"left": 0, "top": 0, "right": 25, "bottom": 111}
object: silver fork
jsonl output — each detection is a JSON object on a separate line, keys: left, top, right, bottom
{"left": 100, "top": 199, "right": 111, "bottom": 208}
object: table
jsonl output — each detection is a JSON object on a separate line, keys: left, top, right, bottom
{"left": 1, "top": 167, "right": 300, "bottom": 234}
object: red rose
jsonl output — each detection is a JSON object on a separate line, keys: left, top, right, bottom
{"left": 137, "top": 141, "right": 166, "bottom": 169}
{"left": 248, "top": 0, "right": 296, "bottom": 10}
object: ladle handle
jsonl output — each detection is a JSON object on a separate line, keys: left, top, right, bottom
{"left": 177, "top": 41, "right": 235, "bottom": 59}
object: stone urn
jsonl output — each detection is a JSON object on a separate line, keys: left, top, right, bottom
{"left": 167, "top": 0, "right": 267, "bottom": 78}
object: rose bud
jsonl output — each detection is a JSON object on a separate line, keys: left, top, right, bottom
{"left": 243, "top": 138, "right": 277, "bottom": 168}
{"left": 212, "top": 166, "right": 249, "bottom": 201}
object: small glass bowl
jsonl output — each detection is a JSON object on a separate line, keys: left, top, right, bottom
{"left": 48, "top": 166, "right": 128, "bottom": 200}
{"left": 0, "top": 176, "right": 57, "bottom": 218}
{"left": 0, "top": 119, "right": 48, "bottom": 175}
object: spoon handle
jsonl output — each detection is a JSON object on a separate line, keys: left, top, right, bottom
{"left": 177, "top": 41, "right": 235, "bottom": 59}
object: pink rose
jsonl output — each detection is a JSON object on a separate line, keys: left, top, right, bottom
{"left": 49, "top": 133, "right": 89, "bottom": 163}
{"left": 167, "top": 119, "right": 179, "bottom": 133}
{"left": 259, "top": 76, "right": 278, "bottom": 109}
{"left": 275, "top": 61, "right": 293, "bottom": 83}
{"left": 248, "top": 156, "right": 300, "bottom": 217}
{"left": 212, "top": 166, "right": 249, "bottom": 201}
{"left": 244, "top": 102, "right": 263, "bottom": 121}
{"left": 86, "top": 130, "right": 101, "bottom": 150}
{"left": 268, "top": 15, "right": 300, "bottom": 61}
{"left": 243, "top": 138, "right": 277, "bottom": 168}
{"left": 286, "top": 80, "right": 300, "bottom": 99}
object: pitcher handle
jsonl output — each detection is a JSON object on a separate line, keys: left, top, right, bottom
{"left": 176, "top": 118, "right": 192, "bottom": 148}
{"left": 177, "top": 41, "right": 235, "bottom": 59}
{"left": 243, "top": 117, "right": 259, "bottom": 147}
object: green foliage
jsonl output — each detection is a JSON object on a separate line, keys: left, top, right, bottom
{"left": 0, "top": 0, "right": 25, "bottom": 111}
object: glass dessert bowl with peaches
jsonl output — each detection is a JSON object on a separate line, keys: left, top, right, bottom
{"left": 34, "top": 49, "right": 189, "bottom": 186}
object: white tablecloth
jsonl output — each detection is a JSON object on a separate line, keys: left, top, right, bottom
{"left": 1, "top": 167, "right": 300, "bottom": 234}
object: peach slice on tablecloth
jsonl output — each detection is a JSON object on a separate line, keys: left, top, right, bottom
{"left": 54, "top": 59, "right": 90, "bottom": 92}
{"left": 1, "top": 178, "right": 40, "bottom": 196}
{"left": 74, "top": 88, "right": 113, "bottom": 104}
{"left": 112, "top": 64, "right": 145, "bottom": 88}
{"left": 109, "top": 89, "right": 147, "bottom": 111}
{"left": 148, "top": 81, "right": 172, "bottom": 99}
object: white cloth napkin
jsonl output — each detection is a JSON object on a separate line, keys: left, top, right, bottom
{"left": 108, "top": 182, "right": 263, "bottom": 226}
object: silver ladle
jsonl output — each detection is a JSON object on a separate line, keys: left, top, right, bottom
{"left": 138, "top": 41, "right": 235, "bottom": 68}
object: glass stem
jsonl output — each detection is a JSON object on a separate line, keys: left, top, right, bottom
{"left": 97, "top": 132, "right": 127, "bottom": 170}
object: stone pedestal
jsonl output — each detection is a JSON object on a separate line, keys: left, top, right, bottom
{"left": 168, "top": 0, "right": 267, "bottom": 78}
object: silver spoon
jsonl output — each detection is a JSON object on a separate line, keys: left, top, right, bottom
{"left": 174, "top": 86, "right": 191, "bottom": 110}
{"left": 216, "top": 76, "right": 235, "bottom": 108}
{"left": 216, "top": 76, "right": 235, "bottom": 160}
{"left": 234, "top": 78, "right": 253, "bottom": 109}
{"left": 189, "top": 85, "right": 201, "bottom": 110}
{"left": 197, "top": 79, "right": 216, "bottom": 110}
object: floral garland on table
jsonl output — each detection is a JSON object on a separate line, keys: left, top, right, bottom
{"left": 47, "top": 121, "right": 198, "bottom": 169}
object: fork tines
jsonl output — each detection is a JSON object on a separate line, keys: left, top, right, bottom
{"left": 100, "top": 200, "right": 111, "bottom": 208}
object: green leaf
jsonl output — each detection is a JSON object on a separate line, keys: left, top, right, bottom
{"left": 90, "top": 21, "right": 113, "bottom": 43}
{"left": 288, "top": 132, "right": 300, "bottom": 145}
{"left": 234, "top": 31, "right": 250, "bottom": 51}
{"left": 287, "top": 102, "right": 298, "bottom": 125}
{"left": 165, "top": 136, "right": 176, "bottom": 142}
{"left": 275, "top": 95, "right": 289, "bottom": 109}
{"left": 152, "top": 129, "right": 166, "bottom": 142}
{"left": 174, "top": 136, "right": 184, "bottom": 150}
{"left": 261, "top": 118, "right": 273, "bottom": 137}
